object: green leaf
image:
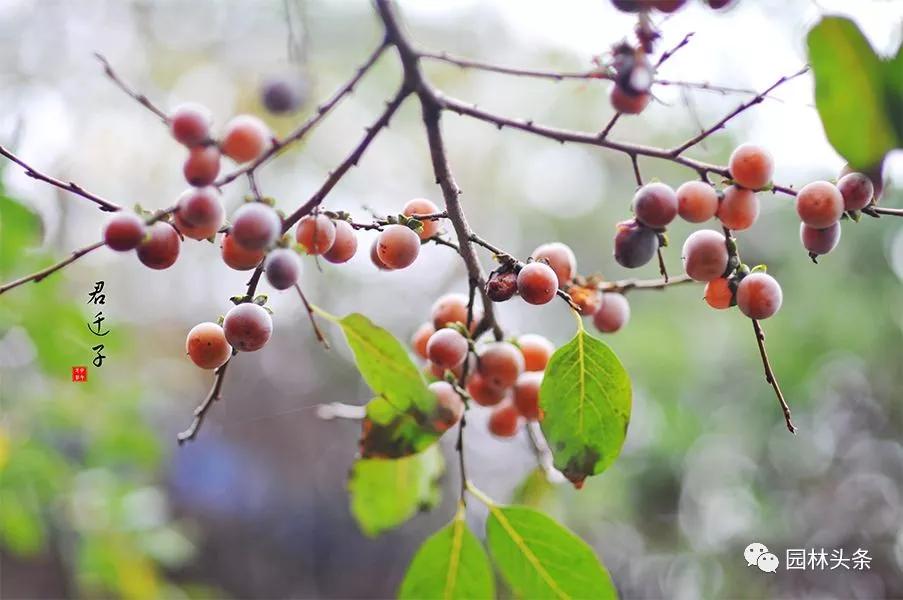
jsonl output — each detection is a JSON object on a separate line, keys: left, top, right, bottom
{"left": 884, "top": 40, "right": 903, "bottom": 142}
{"left": 539, "top": 327, "right": 631, "bottom": 487}
{"left": 399, "top": 513, "right": 495, "bottom": 600}
{"left": 807, "top": 17, "right": 899, "bottom": 170}
{"left": 0, "top": 190, "right": 44, "bottom": 276}
{"left": 337, "top": 313, "right": 432, "bottom": 413}
{"left": 348, "top": 445, "right": 443, "bottom": 537}
{"left": 333, "top": 313, "right": 440, "bottom": 457}
{"left": 362, "top": 397, "right": 440, "bottom": 458}
{"left": 512, "top": 468, "right": 556, "bottom": 508}
{"left": 486, "top": 505, "right": 616, "bottom": 600}
{"left": 0, "top": 491, "right": 45, "bottom": 556}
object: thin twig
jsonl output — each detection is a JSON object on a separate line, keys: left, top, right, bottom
{"left": 0, "top": 145, "right": 121, "bottom": 212}
{"left": 864, "top": 206, "right": 903, "bottom": 218}
{"left": 598, "top": 273, "right": 693, "bottom": 293}
{"left": 456, "top": 415, "right": 468, "bottom": 504}
{"left": 95, "top": 53, "right": 169, "bottom": 122}
{"left": 599, "top": 113, "right": 622, "bottom": 139}
{"left": 670, "top": 66, "right": 810, "bottom": 155}
{"left": 281, "top": 86, "right": 411, "bottom": 231}
{"left": 751, "top": 318, "right": 796, "bottom": 434}
{"left": 420, "top": 50, "right": 608, "bottom": 82}
{"left": 294, "top": 283, "right": 329, "bottom": 348}
{"left": 217, "top": 41, "right": 390, "bottom": 186}
{"left": 656, "top": 245, "right": 669, "bottom": 283}
{"left": 0, "top": 240, "right": 105, "bottom": 295}
{"left": 655, "top": 32, "right": 694, "bottom": 67}
{"left": 177, "top": 359, "right": 231, "bottom": 444}
{"left": 425, "top": 234, "right": 461, "bottom": 254}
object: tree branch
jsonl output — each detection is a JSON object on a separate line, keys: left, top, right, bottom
{"left": 95, "top": 53, "right": 169, "bottom": 123}
{"left": 280, "top": 86, "right": 411, "bottom": 232}
{"left": 751, "top": 318, "right": 796, "bottom": 434}
{"left": 0, "top": 145, "right": 121, "bottom": 212}
{"left": 669, "top": 66, "right": 809, "bottom": 155}
{"left": 177, "top": 359, "right": 231, "bottom": 444}
{"left": 598, "top": 273, "right": 693, "bottom": 293}
{"left": 0, "top": 240, "right": 105, "bottom": 295}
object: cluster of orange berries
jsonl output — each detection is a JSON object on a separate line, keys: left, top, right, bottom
{"left": 482, "top": 242, "right": 631, "bottom": 334}
{"left": 98, "top": 98, "right": 452, "bottom": 371}
{"left": 612, "top": 142, "right": 880, "bottom": 321}
{"left": 410, "top": 293, "right": 557, "bottom": 438}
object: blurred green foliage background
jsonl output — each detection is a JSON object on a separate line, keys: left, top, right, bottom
{"left": 1, "top": 0, "right": 902, "bottom": 598}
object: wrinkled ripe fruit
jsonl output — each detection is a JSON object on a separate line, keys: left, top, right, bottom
{"left": 428, "top": 381, "right": 465, "bottom": 433}
{"left": 517, "top": 262, "right": 558, "bottom": 305}
{"left": 221, "top": 115, "right": 271, "bottom": 163}
{"left": 466, "top": 371, "right": 506, "bottom": 407}
{"left": 183, "top": 145, "right": 221, "bottom": 187}
{"left": 377, "top": 224, "right": 420, "bottom": 270}
{"left": 736, "top": 272, "right": 782, "bottom": 320}
{"left": 632, "top": 182, "right": 678, "bottom": 229}
{"left": 796, "top": 181, "right": 843, "bottom": 229}
{"left": 837, "top": 172, "right": 874, "bottom": 212}
{"left": 478, "top": 342, "right": 524, "bottom": 389}
{"left": 403, "top": 198, "right": 441, "bottom": 240}
{"left": 531, "top": 242, "right": 576, "bottom": 288}
{"left": 223, "top": 302, "right": 273, "bottom": 352}
{"left": 613, "top": 218, "right": 658, "bottom": 269}
{"left": 593, "top": 292, "right": 630, "bottom": 333}
{"left": 264, "top": 248, "right": 302, "bottom": 290}
{"left": 170, "top": 103, "right": 211, "bottom": 147}
{"left": 221, "top": 232, "right": 266, "bottom": 271}
{"left": 323, "top": 220, "right": 358, "bottom": 264}
{"left": 517, "top": 334, "right": 554, "bottom": 372}
{"left": 488, "top": 403, "right": 521, "bottom": 438}
{"left": 136, "top": 222, "right": 181, "bottom": 270}
{"left": 486, "top": 270, "right": 518, "bottom": 302}
{"left": 186, "top": 322, "right": 232, "bottom": 370}
{"left": 800, "top": 222, "right": 841, "bottom": 256}
{"left": 296, "top": 214, "right": 337, "bottom": 255}
{"left": 513, "top": 372, "right": 543, "bottom": 421}
{"left": 610, "top": 86, "right": 650, "bottom": 115}
{"left": 426, "top": 328, "right": 469, "bottom": 370}
{"left": 231, "top": 202, "right": 282, "bottom": 251}
{"left": 728, "top": 143, "right": 774, "bottom": 190}
{"left": 104, "top": 212, "right": 146, "bottom": 251}
{"left": 704, "top": 277, "right": 733, "bottom": 310}
{"left": 682, "top": 229, "right": 729, "bottom": 282}
{"left": 717, "top": 185, "right": 759, "bottom": 231}
{"left": 676, "top": 181, "right": 719, "bottom": 223}
{"left": 411, "top": 322, "right": 435, "bottom": 360}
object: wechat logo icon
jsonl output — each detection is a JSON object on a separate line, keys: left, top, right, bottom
{"left": 745, "top": 542, "right": 779, "bottom": 573}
